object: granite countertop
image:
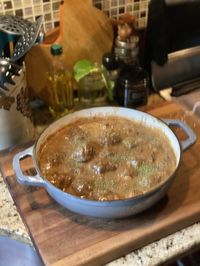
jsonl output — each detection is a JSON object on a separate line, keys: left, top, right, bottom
{"left": 1, "top": 94, "right": 200, "bottom": 265}
{"left": 0, "top": 173, "right": 31, "bottom": 244}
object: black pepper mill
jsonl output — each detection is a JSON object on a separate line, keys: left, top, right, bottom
{"left": 114, "top": 64, "right": 148, "bottom": 108}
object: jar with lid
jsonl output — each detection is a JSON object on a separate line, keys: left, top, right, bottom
{"left": 47, "top": 43, "right": 74, "bottom": 118}
{"left": 74, "top": 60, "right": 112, "bottom": 107}
{"left": 114, "top": 35, "right": 139, "bottom": 66}
{"left": 114, "top": 64, "right": 148, "bottom": 108}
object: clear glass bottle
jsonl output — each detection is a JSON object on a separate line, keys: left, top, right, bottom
{"left": 48, "top": 44, "right": 74, "bottom": 118}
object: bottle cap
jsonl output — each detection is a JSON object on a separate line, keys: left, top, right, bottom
{"left": 51, "top": 44, "right": 63, "bottom": 55}
{"left": 102, "top": 53, "right": 121, "bottom": 70}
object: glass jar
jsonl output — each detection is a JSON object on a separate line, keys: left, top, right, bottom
{"left": 77, "top": 64, "right": 109, "bottom": 107}
{"left": 114, "top": 35, "right": 139, "bottom": 65}
{"left": 114, "top": 65, "right": 149, "bottom": 108}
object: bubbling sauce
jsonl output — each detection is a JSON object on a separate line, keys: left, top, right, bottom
{"left": 38, "top": 116, "right": 177, "bottom": 201}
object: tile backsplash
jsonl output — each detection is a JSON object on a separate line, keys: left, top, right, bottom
{"left": 0, "top": 0, "right": 149, "bottom": 32}
{"left": 0, "top": 0, "right": 61, "bottom": 32}
{"left": 93, "top": 0, "right": 149, "bottom": 29}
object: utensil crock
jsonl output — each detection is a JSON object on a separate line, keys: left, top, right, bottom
{"left": 0, "top": 66, "right": 34, "bottom": 150}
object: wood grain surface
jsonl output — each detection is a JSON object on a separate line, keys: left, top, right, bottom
{"left": 1, "top": 101, "right": 200, "bottom": 266}
{"left": 25, "top": 0, "right": 114, "bottom": 102}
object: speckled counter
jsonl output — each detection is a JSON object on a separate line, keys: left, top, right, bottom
{"left": 0, "top": 173, "right": 31, "bottom": 244}
{"left": 1, "top": 169, "right": 200, "bottom": 266}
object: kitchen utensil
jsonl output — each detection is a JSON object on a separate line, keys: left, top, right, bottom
{"left": 10, "top": 16, "right": 43, "bottom": 63}
{"left": 0, "top": 59, "right": 14, "bottom": 91}
{"left": 0, "top": 58, "right": 21, "bottom": 92}
{"left": 0, "top": 15, "right": 44, "bottom": 63}
{"left": 0, "top": 31, "right": 16, "bottom": 58}
{"left": 13, "top": 107, "right": 196, "bottom": 218}
{"left": 25, "top": 0, "right": 113, "bottom": 101}
{"left": 0, "top": 15, "right": 32, "bottom": 36}
{"left": 0, "top": 15, "right": 44, "bottom": 91}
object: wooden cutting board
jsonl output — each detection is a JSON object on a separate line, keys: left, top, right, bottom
{"left": 25, "top": 0, "right": 114, "bottom": 102}
{"left": 1, "top": 101, "right": 200, "bottom": 266}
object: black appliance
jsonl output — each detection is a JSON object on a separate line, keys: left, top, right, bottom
{"left": 144, "top": 0, "right": 200, "bottom": 95}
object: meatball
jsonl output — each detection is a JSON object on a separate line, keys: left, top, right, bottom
{"left": 72, "top": 178, "right": 93, "bottom": 197}
{"left": 41, "top": 152, "right": 65, "bottom": 173}
{"left": 72, "top": 142, "right": 95, "bottom": 162}
{"left": 92, "top": 160, "right": 117, "bottom": 174}
{"left": 100, "top": 130, "right": 121, "bottom": 145}
{"left": 99, "top": 122, "right": 121, "bottom": 145}
{"left": 47, "top": 172, "right": 73, "bottom": 191}
{"left": 122, "top": 137, "right": 143, "bottom": 149}
{"left": 67, "top": 126, "right": 87, "bottom": 144}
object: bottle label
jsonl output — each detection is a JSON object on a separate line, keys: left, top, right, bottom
{"left": 124, "top": 80, "right": 147, "bottom": 107}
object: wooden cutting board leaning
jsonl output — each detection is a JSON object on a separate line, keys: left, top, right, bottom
{"left": 25, "top": 0, "right": 114, "bottom": 102}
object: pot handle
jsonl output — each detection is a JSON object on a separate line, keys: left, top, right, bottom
{"left": 163, "top": 119, "right": 196, "bottom": 151}
{"left": 12, "top": 145, "right": 46, "bottom": 187}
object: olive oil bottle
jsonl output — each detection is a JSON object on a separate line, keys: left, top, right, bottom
{"left": 48, "top": 44, "right": 74, "bottom": 118}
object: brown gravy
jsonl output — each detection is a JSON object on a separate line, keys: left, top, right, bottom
{"left": 38, "top": 116, "right": 176, "bottom": 201}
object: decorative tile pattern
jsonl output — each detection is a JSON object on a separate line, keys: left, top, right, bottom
{"left": 93, "top": 0, "right": 149, "bottom": 29}
{"left": 0, "top": 0, "right": 61, "bottom": 31}
{"left": 0, "top": 0, "right": 149, "bottom": 32}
